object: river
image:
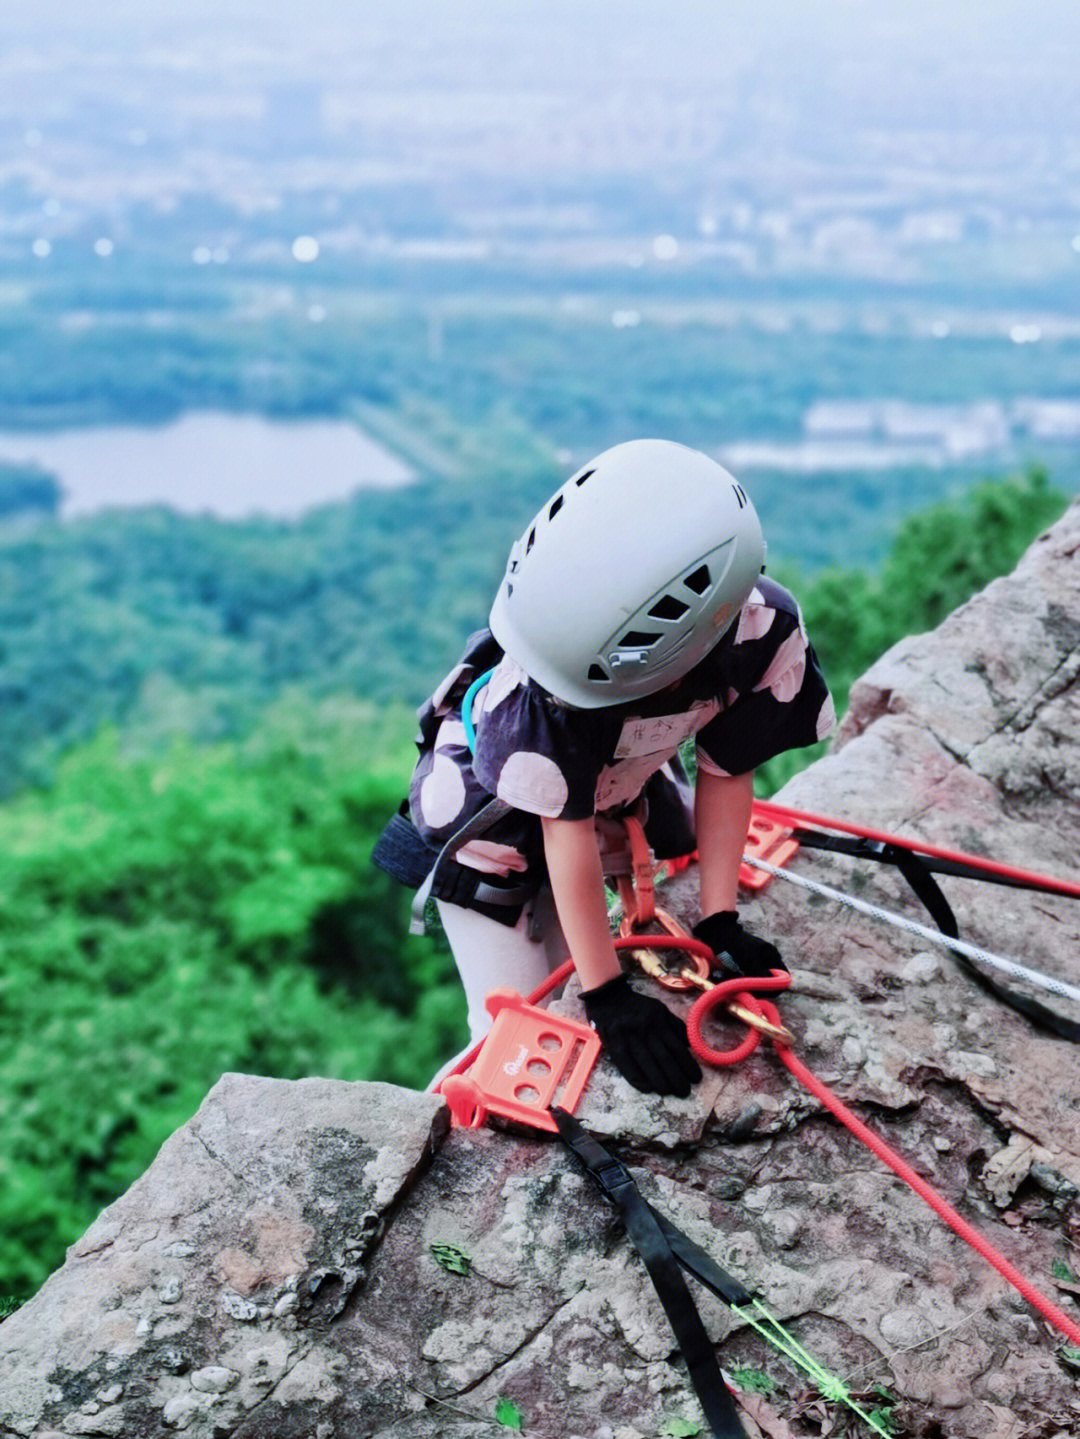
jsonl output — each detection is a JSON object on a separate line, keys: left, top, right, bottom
{"left": 0, "top": 412, "right": 414, "bottom": 520}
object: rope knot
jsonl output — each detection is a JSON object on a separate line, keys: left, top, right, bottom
{"left": 818, "top": 1375, "right": 850, "bottom": 1403}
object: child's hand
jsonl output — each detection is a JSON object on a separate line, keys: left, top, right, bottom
{"left": 581, "top": 974, "right": 702, "bottom": 1097}
{"left": 692, "top": 910, "right": 787, "bottom": 979}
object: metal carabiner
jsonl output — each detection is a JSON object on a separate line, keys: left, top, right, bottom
{"left": 616, "top": 922, "right": 793, "bottom": 1044}
{"left": 687, "top": 971, "right": 794, "bottom": 1065}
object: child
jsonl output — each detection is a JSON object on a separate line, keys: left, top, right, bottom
{"left": 377, "top": 440, "right": 834, "bottom": 1096}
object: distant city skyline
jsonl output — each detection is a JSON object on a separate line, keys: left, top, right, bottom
{"left": 3, "top": 0, "right": 1078, "bottom": 522}
{"left": 5, "top": 0, "right": 1079, "bottom": 235}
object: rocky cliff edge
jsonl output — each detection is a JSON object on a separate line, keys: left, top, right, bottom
{"left": 2, "top": 502, "right": 1079, "bottom": 1439}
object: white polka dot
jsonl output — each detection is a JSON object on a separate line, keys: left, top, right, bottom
{"left": 754, "top": 629, "right": 807, "bottom": 703}
{"left": 735, "top": 603, "right": 774, "bottom": 644}
{"left": 485, "top": 656, "right": 527, "bottom": 711}
{"left": 435, "top": 718, "right": 468, "bottom": 750}
{"left": 420, "top": 752, "right": 467, "bottom": 828}
{"left": 594, "top": 755, "right": 664, "bottom": 811}
{"left": 816, "top": 693, "right": 837, "bottom": 739}
{"left": 430, "top": 662, "right": 468, "bottom": 713}
{"left": 496, "top": 751, "right": 570, "bottom": 816}
{"left": 456, "top": 840, "right": 529, "bottom": 875}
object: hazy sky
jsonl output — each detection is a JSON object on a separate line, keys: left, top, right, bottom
{"left": 8, "top": 0, "right": 1080, "bottom": 152}
{"left": 9, "top": 0, "right": 1080, "bottom": 76}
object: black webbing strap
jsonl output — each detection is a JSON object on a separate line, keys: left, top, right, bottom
{"left": 794, "top": 830, "right": 1080, "bottom": 1042}
{"left": 885, "top": 844, "right": 960, "bottom": 938}
{"left": 551, "top": 1108, "right": 749, "bottom": 1439}
{"left": 648, "top": 1209, "right": 754, "bottom": 1309}
{"left": 410, "top": 797, "right": 519, "bottom": 933}
{"left": 790, "top": 827, "right": 1070, "bottom": 894}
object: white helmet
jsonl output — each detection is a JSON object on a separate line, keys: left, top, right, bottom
{"left": 489, "top": 439, "right": 765, "bottom": 708}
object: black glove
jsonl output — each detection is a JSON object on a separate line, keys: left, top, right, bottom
{"left": 692, "top": 910, "right": 787, "bottom": 979}
{"left": 581, "top": 973, "right": 702, "bottom": 1098}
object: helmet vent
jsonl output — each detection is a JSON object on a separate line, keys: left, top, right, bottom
{"left": 548, "top": 494, "right": 565, "bottom": 519}
{"left": 649, "top": 595, "right": 689, "bottom": 621}
{"left": 526, "top": 526, "right": 536, "bottom": 554}
{"left": 732, "top": 483, "right": 747, "bottom": 509}
{"left": 574, "top": 469, "right": 595, "bottom": 487}
{"left": 588, "top": 664, "right": 610, "bottom": 682}
{"left": 620, "top": 630, "right": 661, "bottom": 648}
{"left": 684, "top": 564, "right": 712, "bottom": 595}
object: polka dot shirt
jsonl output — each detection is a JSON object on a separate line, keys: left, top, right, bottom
{"left": 410, "top": 577, "right": 834, "bottom": 889}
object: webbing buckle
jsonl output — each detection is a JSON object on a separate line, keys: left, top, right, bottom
{"left": 593, "top": 1157, "right": 634, "bottom": 1199}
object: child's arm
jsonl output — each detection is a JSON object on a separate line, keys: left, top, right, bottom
{"left": 693, "top": 766, "right": 786, "bottom": 975}
{"left": 541, "top": 815, "right": 701, "bottom": 1096}
{"left": 694, "top": 767, "right": 754, "bottom": 913}
{"left": 539, "top": 815, "right": 621, "bottom": 990}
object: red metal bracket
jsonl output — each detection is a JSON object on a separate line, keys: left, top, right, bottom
{"left": 440, "top": 990, "right": 601, "bottom": 1132}
{"left": 739, "top": 806, "right": 800, "bottom": 891}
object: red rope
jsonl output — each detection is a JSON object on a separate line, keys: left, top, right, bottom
{"left": 752, "top": 798, "right": 1080, "bottom": 900}
{"left": 688, "top": 975, "right": 1080, "bottom": 1349}
{"left": 435, "top": 930, "right": 1080, "bottom": 1344}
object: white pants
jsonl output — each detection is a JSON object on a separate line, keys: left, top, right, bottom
{"left": 428, "top": 898, "right": 571, "bottom": 1087}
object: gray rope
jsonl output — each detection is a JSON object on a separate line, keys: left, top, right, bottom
{"left": 744, "top": 855, "right": 1080, "bottom": 1007}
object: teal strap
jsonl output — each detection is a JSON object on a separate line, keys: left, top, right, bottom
{"left": 461, "top": 667, "right": 495, "bottom": 753}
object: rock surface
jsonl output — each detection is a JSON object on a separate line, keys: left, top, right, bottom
{"left": 2, "top": 501, "right": 1079, "bottom": 1439}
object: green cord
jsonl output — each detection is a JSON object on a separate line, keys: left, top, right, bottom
{"left": 730, "top": 1300, "right": 894, "bottom": 1437}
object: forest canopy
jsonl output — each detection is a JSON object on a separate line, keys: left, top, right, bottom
{"left": 0, "top": 464, "right": 1069, "bottom": 1299}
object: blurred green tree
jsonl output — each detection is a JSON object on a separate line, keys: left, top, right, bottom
{"left": 0, "top": 703, "right": 460, "bottom": 1294}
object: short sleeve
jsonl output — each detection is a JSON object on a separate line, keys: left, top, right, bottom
{"left": 695, "top": 589, "right": 835, "bottom": 776}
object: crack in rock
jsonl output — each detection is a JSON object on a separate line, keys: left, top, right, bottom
{"left": 1004, "top": 644, "right": 1080, "bottom": 731}
{"left": 189, "top": 1127, "right": 250, "bottom": 1192}
{"left": 448, "top": 1292, "right": 578, "bottom": 1400}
